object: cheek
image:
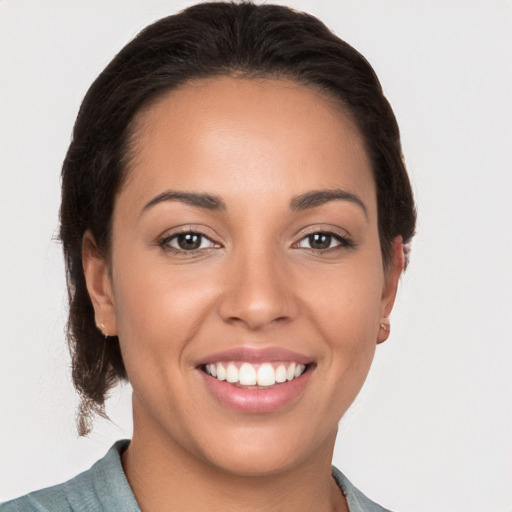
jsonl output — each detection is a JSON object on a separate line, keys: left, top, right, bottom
{"left": 303, "top": 257, "right": 384, "bottom": 336}
{"left": 114, "top": 266, "right": 204, "bottom": 343}
{"left": 109, "top": 260, "right": 218, "bottom": 416}
{"left": 300, "top": 254, "right": 384, "bottom": 389}
{"left": 110, "top": 256, "right": 221, "bottom": 360}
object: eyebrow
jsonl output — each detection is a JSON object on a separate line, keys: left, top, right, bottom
{"left": 290, "top": 188, "right": 368, "bottom": 218}
{"left": 141, "top": 191, "right": 226, "bottom": 214}
{"left": 141, "top": 188, "right": 367, "bottom": 218}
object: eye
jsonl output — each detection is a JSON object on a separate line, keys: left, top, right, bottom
{"left": 160, "top": 231, "right": 218, "bottom": 252}
{"left": 296, "top": 232, "right": 350, "bottom": 251}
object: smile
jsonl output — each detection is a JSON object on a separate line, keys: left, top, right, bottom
{"left": 204, "top": 361, "right": 307, "bottom": 387}
{"left": 196, "top": 348, "right": 314, "bottom": 413}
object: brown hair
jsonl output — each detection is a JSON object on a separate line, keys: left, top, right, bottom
{"left": 59, "top": 1, "right": 416, "bottom": 434}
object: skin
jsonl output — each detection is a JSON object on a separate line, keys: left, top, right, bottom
{"left": 83, "top": 77, "right": 403, "bottom": 511}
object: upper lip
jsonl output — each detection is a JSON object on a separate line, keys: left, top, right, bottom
{"left": 196, "top": 347, "right": 314, "bottom": 367}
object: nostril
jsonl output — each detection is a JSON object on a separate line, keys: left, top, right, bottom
{"left": 225, "top": 313, "right": 292, "bottom": 330}
{"left": 273, "top": 316, "right": 290, "bottom": 324}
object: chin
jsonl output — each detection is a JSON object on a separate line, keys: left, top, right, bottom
{"left": 189, "top": 420, "right": 339, "bottom": 479}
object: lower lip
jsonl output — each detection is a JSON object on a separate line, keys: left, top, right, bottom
{"left": 198, "top": 368, "right": 312, "bottom": 413}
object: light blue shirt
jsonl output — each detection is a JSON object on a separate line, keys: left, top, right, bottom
{"left": 3, "top": 440, "right": 392, "bottom": 511}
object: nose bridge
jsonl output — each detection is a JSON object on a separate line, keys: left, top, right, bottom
{"left": 219, "top": 240, "right": 296, "bottom": 330}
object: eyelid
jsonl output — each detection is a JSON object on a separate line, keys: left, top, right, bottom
{"left": 157, "top": 225, "right": 222, "bottom": 253}
{"left": 293, "top": 224, "right": 352, "bottom": 241}
{"left": 292, "top": 225, "right": 355, "bottom": 251}
{"left": 156, "top": 224, "right": 221, "bottom": 241}
{"left": 155, "top": 224, "right": 354, "bottom": 254}
{"left": 162, "top": 232, "right": 217, "bottom": 249}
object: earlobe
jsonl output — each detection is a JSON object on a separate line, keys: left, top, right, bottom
{"left": 377, "top": 320, "right": 391, "bottom": 344}
{"left": 82, "top": 230, "right": 117, "bottom": 337}
{"left": 377, "top": 236, "right": 405, "bottom": 344}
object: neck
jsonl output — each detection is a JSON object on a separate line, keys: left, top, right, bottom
{"left": 122, "top": 406, "right": 347, "bottom": 512}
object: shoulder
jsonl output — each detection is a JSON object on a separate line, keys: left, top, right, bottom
{"left": 1, "top": 440, "right": 139, "bottom": 512}
{"left": 332, "top": 466, "right": 395, "bottom": 512}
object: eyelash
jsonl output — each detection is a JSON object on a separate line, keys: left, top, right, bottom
{"left": 158, "top": 229, "right": 353, "bottom": 255}
{"left": 293, "top": 230, "right": 354, "bottom": 253}
{"left": 158, "top": 229, "right": 220, "bottom": 254}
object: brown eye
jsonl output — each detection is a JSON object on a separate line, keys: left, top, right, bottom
{"left": 175, "top": 233, "right": 202, "bottom": 250}
{"left": 160, "top": 232, "right": 217, "bottom": 252}
{"left": 296, "top": 231, "right": 351, "bottom": 251}
{"left": 308, "top": 233, "right": 332, "bottom": 250}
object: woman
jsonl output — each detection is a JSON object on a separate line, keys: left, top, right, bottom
{"left": 3, "top": 2, "right": 415, "bottom": 511}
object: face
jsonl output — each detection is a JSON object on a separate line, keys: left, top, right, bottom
{"left": 85, "top": 77, "right": 401, "bottom": 476}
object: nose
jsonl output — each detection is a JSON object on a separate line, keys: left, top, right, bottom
{"left": 218, "top": 246, "right": 298, "bottom": 331}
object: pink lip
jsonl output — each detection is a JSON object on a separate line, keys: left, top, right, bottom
{"left": 198, "top": 369, "right": 313, "bottom": 413}
{"left": 196, "top": 346, "right": 313, "bottom": 366}
{"left": 195, "top": 346, "right": 314, "bottom": 414}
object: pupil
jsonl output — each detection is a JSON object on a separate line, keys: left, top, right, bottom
{"left": 178, "top": 233, "right": 201, "bottom": 250}
{"left": 309, "top": 233, "right": 331, "bottom": 250}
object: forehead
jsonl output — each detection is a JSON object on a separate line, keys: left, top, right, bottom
{"left": 122, "top": 76, "right": 376, "bottom": 215}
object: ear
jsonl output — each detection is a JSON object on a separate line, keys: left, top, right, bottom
{"left": 377, "top": 236, "right": 405, "bottom": 344}
{"left": 82, "top": 230, "right": 117, "bottom": 337}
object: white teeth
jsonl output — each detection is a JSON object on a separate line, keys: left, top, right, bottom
{"left": 275, "top": 364, "right": 287, "bottom": 383}
{"left": 239, "top": 363, "right": 257, "bottom": 385}
{"left": 205, "top": 361, "right": 307, "bottom": 387}
{"left": 295, "top": 364, "right": 305, "bottom": 378}
{"left": 216, "top": 363, "right": 226, "bottom": 381}
{"left": 226, "top": 363, "right": 239, "bottom": 383}
{"left": 286, "top": 362, "right": 296, "bottom": 381}
{"left": 257, "top": 363, "right": 276, "bottom": 386}
{"left": 205, "top": 363, "right": 217, "bottom": 377}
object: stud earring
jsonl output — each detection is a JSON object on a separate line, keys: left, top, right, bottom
{"left": 377, "top": 320, "right": 390, "bottom": 344}
{"left": 100, "top": 322, "right": 108, "bottom": 339}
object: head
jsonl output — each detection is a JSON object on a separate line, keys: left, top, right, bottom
{"left": 60, "top": 0, "right": 415, "bottom": 452}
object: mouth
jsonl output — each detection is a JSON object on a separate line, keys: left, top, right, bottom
{"left": 202, "top": 361, "right": 308, "bottom": 388}
{"left": 196, "top": 348, "right": 314, "bottom": 413}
